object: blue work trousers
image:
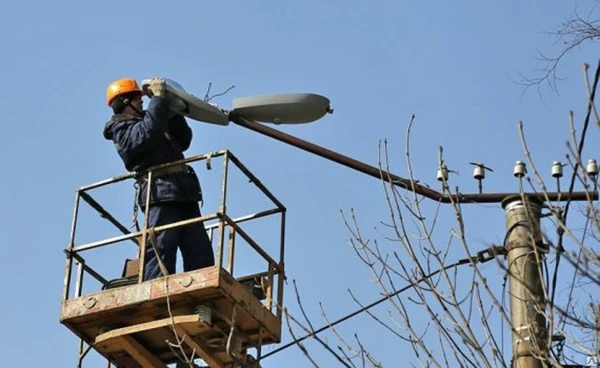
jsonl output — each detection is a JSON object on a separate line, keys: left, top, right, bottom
{"left": 144, "top": 202, "right": 215, "bottom": 280}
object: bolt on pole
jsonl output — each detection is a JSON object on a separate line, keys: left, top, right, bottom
{"left": 502, "top": 195, "right": 547, "bottom": 368}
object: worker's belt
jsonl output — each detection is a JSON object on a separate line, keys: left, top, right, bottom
{"left": 137, "top": 164, "right": 190, "bottom": 179}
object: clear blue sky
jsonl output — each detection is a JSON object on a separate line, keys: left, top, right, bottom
{"left": 1, "top": 1, "right": 598, "bottom": 366}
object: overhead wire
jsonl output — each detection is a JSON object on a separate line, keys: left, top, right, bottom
{"left": 261, "top": 249, "right": 495, "bottom": 361}
{"left": 551, "top": 60, "right": 600, "bottom": 333}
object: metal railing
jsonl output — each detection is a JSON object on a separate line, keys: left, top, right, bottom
{"left": 62, "top": 149, "right": 286, "bottom": 318}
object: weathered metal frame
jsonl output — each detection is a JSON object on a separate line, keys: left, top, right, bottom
{"left": 61, "top": 149, "right": 286, "bottom": 366}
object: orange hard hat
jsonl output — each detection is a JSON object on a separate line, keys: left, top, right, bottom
{"left": 106, "top": 78, "right": 143, "bottom": 106}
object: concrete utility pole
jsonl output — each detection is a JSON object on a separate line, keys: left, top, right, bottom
{"left": 503, "top": 196, "right": 547, "bottom": 368}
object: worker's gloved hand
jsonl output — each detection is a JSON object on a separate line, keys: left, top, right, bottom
{"left": 148, "top": 77, "right": 165, "bottom": 98}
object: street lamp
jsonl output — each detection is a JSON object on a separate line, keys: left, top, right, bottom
{"left": 141, "top": 78, "right": 333, "bottom": 126}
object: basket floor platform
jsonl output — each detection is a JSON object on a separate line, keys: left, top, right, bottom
{"left": 60, "top": 266, "right": 280, "bottom": 368}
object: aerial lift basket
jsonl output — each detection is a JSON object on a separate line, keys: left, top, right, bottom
{"left": 60, "top": 150, "right": 286, "bottom": 368}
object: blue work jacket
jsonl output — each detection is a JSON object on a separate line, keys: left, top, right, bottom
{"left": 103, "top": 97, "right": 202, "bottom": 206}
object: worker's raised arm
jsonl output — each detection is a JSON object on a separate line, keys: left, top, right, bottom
{"left": 104, "top": 97, "right": 171, "bottom": 162}
{"left": 168, "top": 115, "right": 192, "bottom": 151}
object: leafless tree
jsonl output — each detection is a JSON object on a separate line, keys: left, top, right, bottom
{"left": 268, "top": 62, "right": 600, "bottom": 368}
{"left": 522, "top": 2, "right": 600, "bottom": 91}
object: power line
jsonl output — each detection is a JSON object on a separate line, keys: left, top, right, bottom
{"left": 261, "top": 253, "right": 487, "bottom": 360}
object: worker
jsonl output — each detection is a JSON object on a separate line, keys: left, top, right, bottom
{"left": 103, "top": 77, "right": 215, "bottom": 281}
